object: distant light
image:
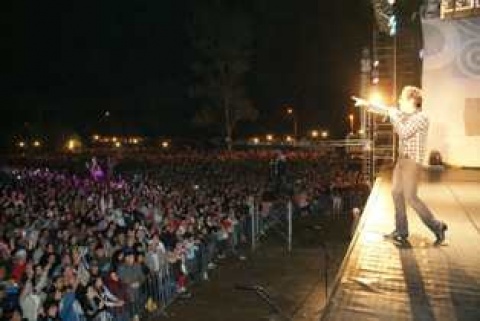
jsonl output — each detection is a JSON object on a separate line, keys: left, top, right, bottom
{"left": 372, "top": 77, "right": 380, "bottom": 85}
{"left": 67, "top": 139, "right": 79, "bottom": 151}
{"left": 373, "top": 60, "right": 380, "bottom": 67}
{"left": 33, "top": 140, "right": 41, "bottom": 147}
{"left": 18, "top": 141, "right": 25, "bottom": 148}
{"left": 321, "top": 131, "right": 328, "bottom": 138}
{"left": 104, "top": 111, "right": 110, "bottom": 117}
{"left": 266, "top": 134, "right": 273, "bottom": 141}
{"left": 287, "top": 108, "right": 293, "bottom": 114}
{"left": 252, "top": 137, "right": 260, "bottom": 144}
{"left": 311, "top": 130, "right": 319, "bottom": 138}
{"left": 68, "top": 140, "right": 75, "bottom": 150}
{"left": 114, "top": 141, "right": 121, "bottom": 148}
{"left": 387, "top": 0, "right": 395, "bottom": 5}
{"left": 112, "top": 136, "right": 117, "bottom": 142}
{"left": 162, "top": 141, "right": 169, "bottom": 148}
{"left": 93, "top": 135, "right": 100, "bottom": 141}
{"left": 132, "top": 138, "right": 139, "bottom": 144}
{"left": 286, "top": 135, "right": 293, "bottom": 142}
{"left": 358, "top": 129, "right": 365, "bottom": 135}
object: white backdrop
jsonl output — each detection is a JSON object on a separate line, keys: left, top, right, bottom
{"left": 422, "top": 17, "right": 480, "bottom": 167}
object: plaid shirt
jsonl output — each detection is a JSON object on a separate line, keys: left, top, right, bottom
{"left": 389, "top": 109, "right": 429, "bottom": 164}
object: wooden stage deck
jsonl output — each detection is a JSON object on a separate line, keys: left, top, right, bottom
{"left": 321, "top": 169, "right": 480, "bottom": 321}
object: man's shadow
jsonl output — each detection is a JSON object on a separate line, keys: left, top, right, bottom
{"left": 397, "top": 239, "right": 436, "bottom": 321}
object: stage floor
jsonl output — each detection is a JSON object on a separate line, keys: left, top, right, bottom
{"left": 321, "top": 169, "right": 480, "bottom": 321}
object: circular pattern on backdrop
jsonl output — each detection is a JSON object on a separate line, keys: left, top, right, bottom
{"left": 422, "top": 20, "right": 460, "bottom": 70}
{"left": 454, "top": 18, "right": 480, "bottom": 39}
{"left": 456, "top": 39, "right": 480, "bottom": 79}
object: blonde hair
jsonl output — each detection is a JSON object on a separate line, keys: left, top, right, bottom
{"left": 401, "top": 86, "right": 423, "bottom": 109}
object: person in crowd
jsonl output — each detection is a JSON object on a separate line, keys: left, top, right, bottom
{"left": 0, "top": 149, "right": 368, "bottom": 320}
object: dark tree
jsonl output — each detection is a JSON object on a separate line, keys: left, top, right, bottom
{"left": 190, "top": 0, "right": 258, "bottom": 149}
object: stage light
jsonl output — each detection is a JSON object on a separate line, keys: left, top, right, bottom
{"left": 388, "top": 15, "right": 397, "bottom": 36}
{"left": 369, "top": 91, "right": 384, "bottom": 105}
{"left": 371, "top": 68, "right": 379, "bottom": 85}
{"left": 349, "top": 114, "right": 354, "bottom": 133}
{"left": 371, "top": 0, "right": 396, "bottom": 36}
{"left": 424, "top": 0, "right": 441, "bottom": 19}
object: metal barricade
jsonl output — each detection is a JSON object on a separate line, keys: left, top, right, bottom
{"left": 107, "top": 265, "right": 175, "bottom": 321}
{"left": 102, "top": 201, "right": 291, "bottom": 320}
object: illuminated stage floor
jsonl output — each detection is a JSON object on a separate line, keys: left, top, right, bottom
{"left": 321, "top": 169, "right": 480, "bottom": 321}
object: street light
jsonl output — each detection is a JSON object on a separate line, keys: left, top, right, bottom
{"left": 286, "top": 106, "right": 298, "bottom": 141}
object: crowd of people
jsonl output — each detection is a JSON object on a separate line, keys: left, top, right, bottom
{"left": 0, "top": 149, "right": 370, "bottom": 321}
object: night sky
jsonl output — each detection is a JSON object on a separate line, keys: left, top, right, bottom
{"left": 5, "top": 0, "right": 372, "bottom": 146}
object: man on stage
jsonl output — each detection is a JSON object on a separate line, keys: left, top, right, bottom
{"left": 354, "top": 86, "right": 448, "bottom": 245}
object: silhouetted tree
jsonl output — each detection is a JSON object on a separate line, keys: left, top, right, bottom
{"left": 190, "top": 0, "right": 258, "bottom": 149}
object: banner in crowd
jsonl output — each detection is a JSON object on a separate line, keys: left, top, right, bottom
{"left": 422, "top": 16, "right": 480, "bottom": 167}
